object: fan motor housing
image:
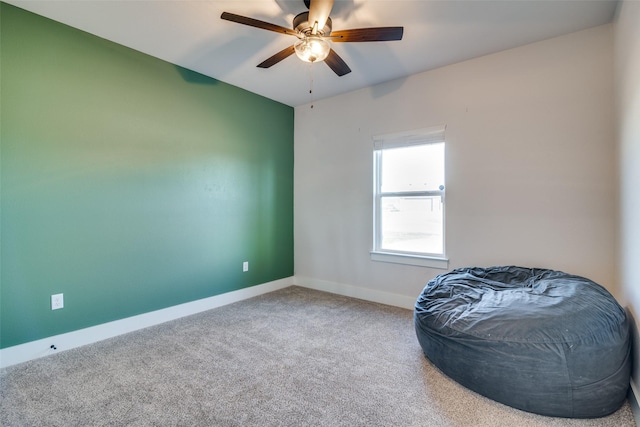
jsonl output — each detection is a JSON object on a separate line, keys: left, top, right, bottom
{"left": 293, "top": 12, "right": 332, "bottom": 36}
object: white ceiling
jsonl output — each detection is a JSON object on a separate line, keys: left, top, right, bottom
{"left": 6, "top": 0, "right": 619, "bottom": 107}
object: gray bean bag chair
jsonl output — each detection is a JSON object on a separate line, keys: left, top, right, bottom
{"left": 414, "top": 266, "right": 631, "bottom": 418}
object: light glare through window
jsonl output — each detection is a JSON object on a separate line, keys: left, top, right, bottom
{"left": 375, "top": 142, "right": 445, "bottom": 256}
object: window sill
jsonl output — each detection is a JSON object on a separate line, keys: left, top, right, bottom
{"left": 370, "top": 251, "right": 449, "bottom": 269}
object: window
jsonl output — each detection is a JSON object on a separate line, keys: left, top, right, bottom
{"left": 372, "top": 126, "right": 448, "bottom": 269}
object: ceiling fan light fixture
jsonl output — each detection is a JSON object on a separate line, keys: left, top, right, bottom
{"left": 221, "top": 1, "right": 402, "bottom": 77}
{"left": 294, "top": 35, "right": 330, "bottom": 63}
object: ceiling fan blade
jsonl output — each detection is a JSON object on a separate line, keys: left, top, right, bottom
{"left": 331, "top": 27, "right": 404, "bottom": 42}
{"left": 324, "top": 49, "right": 351, "bottom": 77}
{"left": 221, "top": 12, "right": 299, "bottom": 37}
{"left": 308, "top": 0, "right": 334, "bottom": 33}
{"left": 257, "top": 45, "right": 296, "bottom": 68}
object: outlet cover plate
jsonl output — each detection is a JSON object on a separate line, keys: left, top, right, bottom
{"left": 243, "top": 261, "right": 249, "bottom": 272}
{"left": 51, "top": 293, "right": 64, "bottom": 310}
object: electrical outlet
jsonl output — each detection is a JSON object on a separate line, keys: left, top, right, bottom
{"left": 243, "top": 261, "right": 249, "bottom": 272}
{"left": 51, "top": 293, "right": 64, "bottom": 310}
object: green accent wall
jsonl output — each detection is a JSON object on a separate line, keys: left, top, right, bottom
{"left": 0, "top": 3, "right": 294, "bottom": 348}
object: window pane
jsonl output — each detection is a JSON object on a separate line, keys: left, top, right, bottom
{"left": 380, "top": 196, "right": 443, "bottom": 254}
{"left": 381, "top": 143, "right": 444, "bottom": 193}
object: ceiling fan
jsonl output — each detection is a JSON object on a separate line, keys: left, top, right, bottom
{"left": 221, "top": 0, "right": 403, "bottom": 77}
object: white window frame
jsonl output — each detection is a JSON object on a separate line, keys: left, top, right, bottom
{"left": 371, "top": 125, "right": 449, "bottom": 269}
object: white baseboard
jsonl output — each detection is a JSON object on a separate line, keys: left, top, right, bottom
{"left": 1, "top": 277, "right": 414, "bottom": 369}
{"left": 293, "top": 276, "right": 416, "bottom": 310}
{"left": 0, "top": 278, "right": 293, "bottom": 369}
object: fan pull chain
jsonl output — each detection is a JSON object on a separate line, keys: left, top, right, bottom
{"left": 309, "top": 63, "right": 313, "bottom": 108}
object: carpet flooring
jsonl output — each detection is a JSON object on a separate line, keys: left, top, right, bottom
{"left": 0, "top": 286, "right": 635, "bottom": 426}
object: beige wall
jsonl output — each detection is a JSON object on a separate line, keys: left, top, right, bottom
{"left": 615, "top": 0, "right": 640, "bottom": 393}
{"left": 295, "top": 24, "right": 616, "bottom": 306}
